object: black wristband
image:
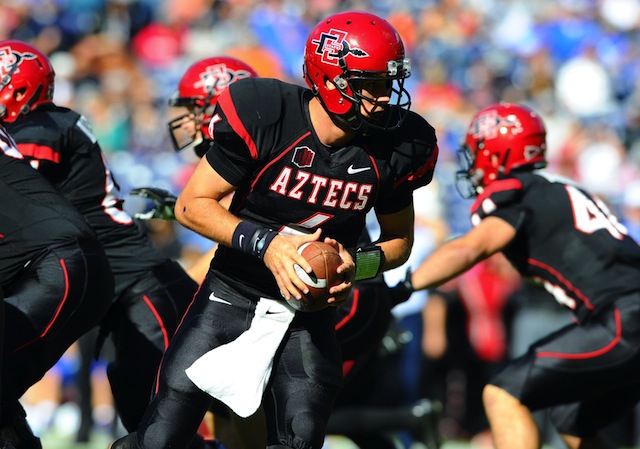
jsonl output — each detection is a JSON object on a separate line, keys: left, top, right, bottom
{"left": 388, "top": 268, "right": 414, "bottom": 306}
{"left": 251, "top": 228, "right": 278, "bottom": 259}
{"left": 232, "top": 221, "right": 278, "bottom": 259}
{"left": 347, "top": 245, "right": 384, "bottom": 281}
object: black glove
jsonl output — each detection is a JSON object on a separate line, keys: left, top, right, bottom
{"left": 388, "top": 267, "right": 414, "bottom": 306}
{"left": 129, "top": 186, "right": 177, "bottom": 220}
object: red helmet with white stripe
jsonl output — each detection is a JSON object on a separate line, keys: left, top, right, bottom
{"left": 167, "top": 56, "right": 257, "bottom": 154}
{"left": 303, "top": 11, "right": 411, "bottom": 132}
{"left": 456, "top": 102, "right": 547, "bottom": 197}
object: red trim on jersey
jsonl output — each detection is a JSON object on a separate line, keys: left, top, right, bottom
{"left": 15, "top": 142, "right": 60, "bottom": 163}
{"left": 472, "top": 177, "right": 523, "bottom": 213}
{"left": 335, "top": 287, "right": 360, "bottom": 331}
{"left": 249, "top": 132, "right": 312, "bottom": 192}
{"left": 197, "top": 418, "right": 214, "bottom": 440}
{"left": 369, "top": 154, "right": 381, "bottom": 192}
{"left": 13, "top": 259, "right": 70, "bottom": 353}
{"left": 342, "top": 359, "right": 356, "bottom": 377}
{"left": 219, "top": 91, "right": 258, "bottom": 159}
{"left": 537, "top": 309, "right": 621, "bottom": 359}
{"left": 393, "top": 144, "right": 439, "bottom": 188}
{"left": 143, "top": 295, "right": 170, "bottom": 350}
{"left": 528, "top": 258, "right": 596, "bottom": 311}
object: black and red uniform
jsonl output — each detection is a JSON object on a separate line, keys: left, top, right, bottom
{"left": 6, "top": 104, "right": 198, "bottom": 431}
{"left": 0, "top": 125, "right": 113, "bottom": 426}
{"left": 473, "top": 170, "right": 640, "bottom": 436}
{"left": 121, "top": 77, "right": 438, "bottom": 449}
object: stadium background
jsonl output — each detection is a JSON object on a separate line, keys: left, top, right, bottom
{"left": 5, "top": 0, "right": 640, "bottom": 447}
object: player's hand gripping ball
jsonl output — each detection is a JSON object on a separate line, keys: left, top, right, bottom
{"left": 289, "top": 242, "right": 345, "bottom": 312}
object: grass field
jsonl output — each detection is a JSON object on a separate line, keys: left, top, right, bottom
{"left": 41, "top": 430, "right": 113, "bottom": 449}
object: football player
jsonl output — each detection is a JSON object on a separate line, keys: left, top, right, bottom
{"left": 0, "top": 124, "right": 114, "bottom": 449}
{"left": 136, "top": 55, "right": 438, "bottom": 449}
{"left": 167, "top": 55, "right": 258, "bottom": 157}
{"left": 110, "top": 10, "right": 439, "bottom": 449}
{"left": 394, "top": 102, "right": 640, "bottom": 449}
{"left": 130, "top": 55, "right": 258, "bottom": 223}
{"left": 0, "top": 39, "right": 200, "bottom": 438}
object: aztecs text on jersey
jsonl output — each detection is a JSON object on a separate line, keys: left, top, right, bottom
{"left": 470, "top": 170, "right": 640, "bottom": 322}
{"left": 206, "top": 78, "right": 439, "bottom": 297}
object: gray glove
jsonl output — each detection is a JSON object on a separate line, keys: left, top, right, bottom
{"left": 129, "top": 186, "right": 177, "bottom": 220}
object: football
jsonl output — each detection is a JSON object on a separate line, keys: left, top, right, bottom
{"left": 289, "top": 241, "right": 345, "bottom": 312}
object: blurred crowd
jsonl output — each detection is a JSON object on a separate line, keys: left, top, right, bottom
{"left": 6, "top": 0, "right": 640, "bottom": 447}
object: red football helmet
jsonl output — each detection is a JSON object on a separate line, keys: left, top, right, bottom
{"left": 167, "top": 56, "right": 257, "bottom": 154}
{"left": 0, "top": 40, "right": 54, "bottom": 123}
{"left": 456, "top": 103, "right": 547, "bottom": 197}
{"left": 303, "top": 11, "right": 411, "bottom": 132}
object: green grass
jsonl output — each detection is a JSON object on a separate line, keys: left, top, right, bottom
{"left": 41, "top": 429, "right": 114, "bottom": 449}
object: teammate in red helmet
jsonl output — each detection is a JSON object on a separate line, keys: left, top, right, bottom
{"left": 0, "top": 122, "right": 114, "bottom": 449}
{"left": 392, "top": 102, "right": 640, "bottom": 449}
{"left": 167, "top": 56, "right": 258, "bottom": 156}
{"left": 0, "top": 40, "right": 55, "bottom": 123}
{"left": 0, "top": 39, "right": 199, "bottom": 440}
{"left": 131, "top": 56, "right": 259, "bottom": 221}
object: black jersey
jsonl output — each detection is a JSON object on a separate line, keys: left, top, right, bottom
{"left": 471, "top": 170, "right": 640, "bottom": 321}
{"left": 6, "top": 104, "right": 165, "bottom": 297}
{"left": 206, "top": 78, "right": 439, "bottom": 297}
{"left": 0, "top": 126, "right": 97, "bottom": 285}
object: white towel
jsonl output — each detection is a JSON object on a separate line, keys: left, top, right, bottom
{"left": 185, "top": 297, "right": 296, "bottom": 418}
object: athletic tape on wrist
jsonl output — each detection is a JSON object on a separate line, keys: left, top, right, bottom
{"left": 348, "top": 245, "right": 383, "bottom": 281}
{"left": 232, "top": 221, "right": 278, "bottom": 259}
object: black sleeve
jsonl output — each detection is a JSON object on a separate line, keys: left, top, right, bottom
{"left": 204, "top": 78, "right": 283, "bottom": 186}
{"left": 374, "top": 112, "right": 439, "bottom": 214}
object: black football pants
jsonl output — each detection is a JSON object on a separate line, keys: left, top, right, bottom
{"left": 2, "top": 238, "right": 113, "bottom": 419}
{"left": 105, "top": 259, "right": 198, "bottom": 431}
{"left": 491, "top": 293, "right": 640, "bottom": 437}
{"left": 114, "top": 272, "right": 343, "bottom": 449}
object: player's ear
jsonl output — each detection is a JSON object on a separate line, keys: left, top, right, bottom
{"left": 15, "top": 88, "right": 26, "bottom": 101}
{"left": 325, "top": 78, "right": 337, "bottom": 91}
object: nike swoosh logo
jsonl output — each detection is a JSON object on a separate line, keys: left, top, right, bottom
{"left": 238, "top": 234, "right": 245, "bottom": 247}
{"left": 265, "top": 309, "right": 282, "bottom": 315}
{"left": 209, "top": 292, "right": 232, "bottom": 305}
{"left": 347, "top": 164, "right": 370, "bottom": 175}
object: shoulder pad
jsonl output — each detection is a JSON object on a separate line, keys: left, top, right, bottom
{"left": 470, "top": 176, "right": 523, "bottom": 220}
{"left": 224, "top": 78, "right": 284, "bottom": 128}
{"left": 387, "top": 112, "right": 439, "bottom": 189}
